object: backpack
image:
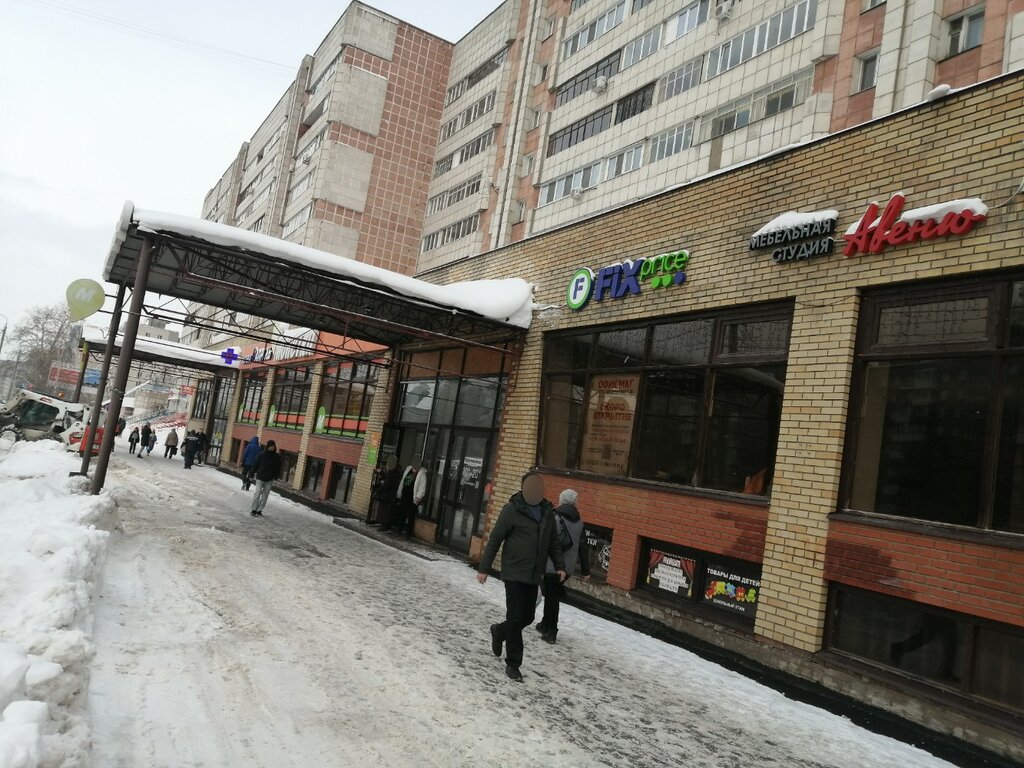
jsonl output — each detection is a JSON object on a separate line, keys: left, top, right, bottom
{"left": 555, "top": 512, "right": 574, "bottom": 552}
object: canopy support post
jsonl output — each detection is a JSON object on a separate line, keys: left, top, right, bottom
{"left": 76, "top": 285, "right": 126, "bottom": 477}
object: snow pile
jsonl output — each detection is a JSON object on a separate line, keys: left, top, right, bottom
{"left": 752, "top": 209, "right": 839, "bottom": 238}
{"left": 0, "top": 442, "right": 115, "bottom": 768}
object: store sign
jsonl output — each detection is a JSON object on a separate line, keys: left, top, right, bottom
{"left": 702, "top": 563, "right": 760, "bottom": 619}
{"left": 566, "top": 249, "right": 690, "bottom": 311}
{"left": 645, "top": 548, "right": 697, "bottom": 599}
{"left": 579, "top": 374, "right": 639, "bottom": 475}
{"left": 843, "top": 193, "right": 987, "bottom": 257}
{"left": 583, "top": 524, "right": 614, "bottom": 582}
{"left": 243, "top": 346, "right": 274, "bottom": 364}
{"left": 749, "top": 209, "right": 838, "bottom": 264}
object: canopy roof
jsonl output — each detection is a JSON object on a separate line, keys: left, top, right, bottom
{"left": 104, "top": 202, "right": 534, "bottom": 348}
{"left": 81, "top": 328, "right": 234, "bottom": 374}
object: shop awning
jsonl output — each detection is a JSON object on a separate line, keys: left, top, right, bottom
{"left": 80, "top": 328, "right": 234, "bottom": 375}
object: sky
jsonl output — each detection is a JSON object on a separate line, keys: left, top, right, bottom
{"left": 0, "top": 0, "right": 494, "bottom": 340}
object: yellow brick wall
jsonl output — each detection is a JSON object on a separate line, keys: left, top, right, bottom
{"left": 349, "top": 352, "right": 396, "bottom": 516}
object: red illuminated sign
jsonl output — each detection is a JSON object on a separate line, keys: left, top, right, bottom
{"left": 843, "top": 193, "right": 987, "bottom": 257}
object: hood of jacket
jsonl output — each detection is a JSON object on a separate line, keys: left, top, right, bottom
{"left": 247, "top": 436, "right": 260, "bottom": 447}
{"left": 554, "top": 502, "right": 580, "bottom": 522}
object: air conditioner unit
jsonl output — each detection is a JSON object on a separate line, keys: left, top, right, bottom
{"left": 570, "top": 186, "right": 584, "bottom": 200}
{"left": 715, "top": 0, "right": 734, "bottom": 21}
{"left": 593, "top": 75, "right": 609, "bottom": 94}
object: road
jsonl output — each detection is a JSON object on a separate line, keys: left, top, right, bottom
{"left": 88, "top": 448, "right": 956, "bottom": 768}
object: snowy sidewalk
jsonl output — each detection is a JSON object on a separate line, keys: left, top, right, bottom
{"left": 88, "top": 450, "right": 958, "bottom": 768}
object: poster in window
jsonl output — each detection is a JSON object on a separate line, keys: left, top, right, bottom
{"left": 579, "top": 373, "right": 640, "bottom": 476}
{"left": 583, "top": 524, "right": 613, "bottom": 582}
{"left": 702, "top": 562, "right": 761, "bottom": 619}
{"left": 645, "top": 547, "right": 696, "bottom": 599}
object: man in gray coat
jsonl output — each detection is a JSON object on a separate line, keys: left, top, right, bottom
{"left": 536, "top": 489, "right": 591, "bottom": 644}
{"left": 477, "top": 472, "right": 566, "bottom": 682}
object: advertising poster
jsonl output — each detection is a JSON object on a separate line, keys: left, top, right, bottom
{"left": 579, "top": 373, "right": 640, "bottom": 476}
{"left": 645, "top": 547, "right": 696, "bottom": 599}
{"left": 583, "top": 524, "right": 613, "bottom": 582}
{"left": 702, "top": 563, "right": 761, "bottom": 619}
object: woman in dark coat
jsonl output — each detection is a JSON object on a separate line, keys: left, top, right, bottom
{"left": 372, "top": 455, "right": 402, "bottom": 527}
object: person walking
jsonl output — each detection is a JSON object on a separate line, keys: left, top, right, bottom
{"left": 127, "top": 427, "right": 140, "bottom": 455}
{"left": 240, "top": 436, "right": 262, "bottom": 491}
{"left": 477, "top": 472, "right": 566, "bottom": 682}
{"left": 164, "top": 428, "right": 179, "bottom": 459}
{"left": 182, "top": 430, "right": 199, "bottom": 469}
{"left": 138, "top": 423, "right": 152, "bottom": 458}
{"left": 250, "top": 441, "right": 281, "bottom": 518}
{"left": 536, "top": 489, "right": 591, "bottom": 644}
{"left": 195, "top": 431, "right": 209, "bottom": 465}
{"left": 146, "top": 430, "right": 157, "bottom": 456}
{"left": 373, "top": 455, "right": 402, "bottom": 528}
{"left": 115, "top": 417, "right": 127, "bottom": 438}
{"left": 396, "top": 458, "right": 428, "bottom": 536}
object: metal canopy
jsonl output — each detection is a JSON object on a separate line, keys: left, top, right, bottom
{"left": 104, "top": 203, "right": 524, "bottom": 348}
{"left": 79, "top": 333, "right": 232, "bottom": 375}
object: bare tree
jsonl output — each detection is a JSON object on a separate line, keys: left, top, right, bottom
{"left": 10, "top": 303, "right": 74, "bottom": 392}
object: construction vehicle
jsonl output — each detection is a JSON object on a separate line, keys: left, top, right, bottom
{"left": 0, "top": 389, "right": 105, "bottom": 455}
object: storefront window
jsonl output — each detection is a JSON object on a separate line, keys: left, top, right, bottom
{"left": 846, "top": 277, "right": 1024, "bottom": 532}
{"left": 193, "top": 379, "right": 212, "bottom": 420}
{"left": 329, "top": 463, "right": 355, "bottom": 504}
{"left": 268, "top": 366, "right": 312, "bottom": 430}
{"left": 304, "top": 457, "right": 325, "bottom": 494}
{"left": 455, "top": 377, "right": 500, "bottom": 428}
{"left": 237, "top": 370, "right": 266, "bottom": 424}
{"left": 540, "top": 304, "right": 791, "bottom": 495}
{"left": 828, "top": 586, "right": 1024, "bottom": 714}
{"left": 316, "top": 361, "right": 378, "bottom": 439}
{"left": 1010, "top": 282, "right": 1024, "bottom": 346}
{"left": 278, "top": 451, "right": 298, "bottom": 485}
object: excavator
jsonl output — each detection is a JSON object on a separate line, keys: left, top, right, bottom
{"left": 0, "top": 389, "right": 104, "bottom": 455}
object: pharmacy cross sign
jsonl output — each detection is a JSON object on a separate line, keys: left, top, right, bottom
{"left": 220, "top": 348, "right": 240, "bottom": 365}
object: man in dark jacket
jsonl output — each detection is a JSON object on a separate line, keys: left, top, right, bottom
{"left": 138, "top": 424, "right": 152, "bottom": 459}
{"left": 536, "top": 489, "right": 591, "bottom": 644}
{"left": 240, "top": 436, "right": 262, "bottom": 491}
{"left": 250, "top": 440, "right": 281, "bottom": 518}
{"left": 195, "top": 431, "right": 209, "bottom": 465}
{"left": 181, "top": 431, "right": 199, "bottom": 469}
{"left": 373, "top": 455, "right": 402, "bottom": 527}
{"left": 477, "top": 472, "right": 566, "bottom": 682}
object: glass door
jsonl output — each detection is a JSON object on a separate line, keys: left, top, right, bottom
{"left": 437, "top": 431, "right": 490, "bottom": 554}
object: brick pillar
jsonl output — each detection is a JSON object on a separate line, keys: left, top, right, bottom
{"left": 349, "top": 352, "right": 396, "bottom": 516}
{"left": 754, "top": 294, "right": 859, "bottom": 652}
{"left": 293, "top": 361, "right": 325, "bottom": 491}
{"left": 220, "top": 369, "right": 244, "bottom": 467}
{"left": 256, "top": 367, "right": 275, "bottom": 441}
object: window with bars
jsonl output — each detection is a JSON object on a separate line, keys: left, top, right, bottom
{"left": 706, "top": 0, "right": 817, "bottom": 78}
{"left": 547, "top": 106, "right": 613, "bottom": 156}
{"left": 614, "top": 82, "right": 655, "bottom": 124}
{"left": 193, "top": 379, "right": 212, "bottom": 420}
{"left": 555, "top": 51, "right": 621, "bottom": 108}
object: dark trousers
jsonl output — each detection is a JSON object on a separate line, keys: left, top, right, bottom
{"left": 164, "top": 445, "right": 177, "bottom": 458}
{"left": 241, "top": 464, "right": 256, "bottom": 488}
{"left": 539, "top": 573, "right": 565, "bottom": 635}
{"left": 128, "top": 442, "right": 137, "bottom": 454}
{"left": 399, "top": 500, "right": 417, "bottom": 535}
{"left": 183, "top": 451, "right": 195, "bottom": 469}
{"left": 495, "top": 581, "right": 538, "bottom": 669}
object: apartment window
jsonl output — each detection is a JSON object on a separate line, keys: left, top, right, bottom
{"left": 237, "top": 370, "right": 267, "bottom": 425}
{"left": 421, "top": 213, "right": 481, "bottom": 253}
{"left": 286, "top": 173, "right": 313, "bottom": 207}
{"left": 540, "top": 305, "right": 791, "bottom": 495}
{"left": 446, "top": 48, "right": 508, "bottom": 106}
{"left": 947, "top": 7, "right": 985, "bottom": 58}
{"left": 520, "top": 154, "right": 535, "bottom": 177}
{"left": 555, "top": 51, "right": 621, "bottom": 108}
{"left": 193, "top": 379, "right": 212, "bottom": 421}
{"left": 649, "top": 121, "right": 695, "bottom": 162}
{"left": 659, "top": 57, "right": 702, "bottom": 102}
{"left": 701, "top": 69, "right": 812, "bottom": 142}
{"left": 540, "top": 17, "right": 555, "bottom": 39}
{"left": 268, "top": 365, "right": 312, "bottom": 430}
{"left": 706, "top": 0, "right": 817, "bottom": 79}
{"left": 282, "top": 204, "right": 312, "bottom": 238}
{"left": 845, "top": 277, "right": 1024, "bottom": 534}
{"left": 828, "top": 586, "right": 1024, "bottom": 714}
{"left": 614, "top": 83, "right": 655, "bottom": 124}
{"left": 547, "top": 106, "right": 613, "bottom": 156}
{"left": 562, "top": 2, "right": 626, "bottom": 61}
{"left": 622, "top": 26, "right": 661, "bottom": 69}
{"left": 316, "top": 361, "right": 379, "bottom": 439}
{"left": 329, "top": 463, "right": 356, "bottom": 504}
{"left": 427, "top": 176, "right": 483, "bottom": 216}
{"left": 863, "top": 0, "right": 885, "bottom": 8}
{"left": 606, "top": 144, "right": 643, "bottom": 180}
{"left": 295, "top": 128, "right": 326, "bottom": 166}
{"left": 856, "top": 50, "right": 879, "bottom": 92}
{"left": 571, "top": 0, "right": 594, "bottom": 10}
{"left": 303, "top": 457, "right": 326, "bottom": 495}
{"left": 440, "top": 91, "right": 496, "bottom": 142}
{"left": 763, "top": 81, "right": 799, "bottom": 117}
{"left": 665, "top": 0, "right": 710, "bottom": 44}
{"left": 247, "top": 215, "right": 266, "bottom": 234}
{"left": 633, "top": 0, "right": 656, "bottom": 9}
{"left": 538, "top": 162, "right": 602, "bottom": 206}
{"left": 434, "top": 129, "right": 495, "bottom": 177}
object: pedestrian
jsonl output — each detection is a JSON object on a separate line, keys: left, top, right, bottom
{"left": 182, "top": 430, "right": 199, "bottom": 469}
{"left": 240, "top": 436, "right": 262, "bottom": 490}
{"left": 115, "top": 417, "right": 127, "bottom": 438}
{"left": 127, "top": 427, "right": 140, "bottom": 454}
{"left": 373, "top": 455, "right": 402, "bottom": 528}
{"left": 536, "top": 489, "right": 591, "bottom": 644}
{"left": 396, "top": 457, "right": 428, "bottom": 536}
{"left": 138, "top": 423, "right": 152, "bottom": 458}
{"left": 477, "top": 472, "right": 566, "bottom": 682}
{"left": 195, "top": 431, "right": 209, "bottom": 465}
{"left": 164, "top": 428, "right": 179, "bottom": 459}
{"left": 249, "top": 440, "right": 281, "bottom": 518}
{"left": 146, "top": 431, "right": 157, "bottom": 456}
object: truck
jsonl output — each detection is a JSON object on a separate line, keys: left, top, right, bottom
{"left": 0, "top": 389, "right": 105, "bottom": 455}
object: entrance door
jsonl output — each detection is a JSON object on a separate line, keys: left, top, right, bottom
{"left": 436, "top": 432, "right": 490, "bottom": 554}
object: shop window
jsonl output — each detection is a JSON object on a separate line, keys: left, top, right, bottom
{"left": 304, "top": 457, "right": 325, "bottom": 494}
{"left": 400, "top": 380, "right": 435, "bottom": 423}
{"left": 229, "top": 439, "right": 241, "bottom": 464}
{"left": 278, "top": 451, "right": 298, "bottom": 485}
{"left": 317, "top": 361, "right": 378, "bottom": 439}
{"left": 828, "top": 586, "right": 1024, "bottom": 714}
{"left": 193, "top": 379, "right": 212, "bottom": 420}
{"left": 583, "top": 524, "right": 613, "bottom": 582}
{"left": 237, "top": 370, "right": 267, "bottom": 424}
{"left": 268, "top": 366, "right": 312, "bottom": 430}
{"left": 845, "top": 278, "right": 1024, "bottom": 532}
{"left": 329, "top": 463, "right": 355, "bottom": 504}
{"left": 455, "top": 378, "right": 501, "bottom": 429}
{"left": 540, "top": 305, "right": 791, "bottom": 495}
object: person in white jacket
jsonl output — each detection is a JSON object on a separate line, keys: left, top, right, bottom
{"left": 396, "top": 458, "right": 428, "bottom": 536}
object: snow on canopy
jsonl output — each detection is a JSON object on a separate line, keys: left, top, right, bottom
{"left": 845, "top": 195, "right": 989, "bottom": 235}
{"left": 81, "top": 327, "right": 234, "bottom": 368}
{"left": 112, "top": 206, "right": 536, "bottom": 329}
{"left": 752, "top": 209, "right": 839, "bottom": 238}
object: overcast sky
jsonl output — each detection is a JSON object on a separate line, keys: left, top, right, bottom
{"left": 0, "top": 0, "right": 493, "bottom": 337}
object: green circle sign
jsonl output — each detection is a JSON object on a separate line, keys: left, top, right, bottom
{"left": 566, "top": 268, "right": 594, "bottom": 311}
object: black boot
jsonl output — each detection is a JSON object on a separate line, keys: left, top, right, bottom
{"left": 490, "top": 624, "right": 503, "bottom": 657}
{"left": 505, "top": 665, "right": 523, "bottom": 682}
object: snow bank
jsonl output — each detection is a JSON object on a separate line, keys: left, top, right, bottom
{"left": 0, "top": 442, "right": 114, "bottom": 768}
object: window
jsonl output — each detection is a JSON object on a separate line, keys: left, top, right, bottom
{"left": 295, "top": 128, "right": 326, "bottom": 166}
{"left": 633, "top": 0, "right": 656, "bottom": 9}
{"left": 434, "top": 129, "right": 495, "bottom": 177}
{"left": 864, "top": 0, "right": 885, "bottom": 8}
{"left": 303, "top": 457, "right": 326, "bottom": 495}
{"left": 547, "top": 106, "right": 613, "bottom": 156}
{"left": 519, "top": 154, "right": 535, "bottom": 177}
{"left": 562, "top": 3, "right": 626, "bottom": 61}
{"left": 856, "top": 51, "right": 879, "bottom": 92}
{"left": 828, "top": 586, "right": 1024, "bottom": 714}
{"left": 622, "top": 26, "right": 661, "bottom": 69}
{"left": 659, "top": 57, "right": 702, "bottom": 102}
{"left": 268, "top": 366, "right": 312, "bottom": 430}
{"left": 540, "top": 17, "right": 555, "bottom": 39}
{"left": 329, "top": 463, "right": 355, "bottom": 504}
{"left": 316, "top": 361, "right": 379, "bottom": 439}
{"left": 446, "top": 48, "right": 508, "bottom": 106}
{"left": 845, "top": 278, "right": 1024, "bottom": 533}
{"left": 947, "top": 7, "right": 985, "bottom": 57}
{"left": 606, "top": 144, "right": 643, "bottom": 180}
{"left": 282, "top": 204, "right": 312, "bottom": 238}
{"left": 706, "top": 0, "right": 817, "bottom": 78}
{"left": 571, "top": 0, "right": 594, "bottom": 10}
{"left": 709, "top": 100, "right": 751, "bottom": 138}
{"left": 540, "top": 305, "right": 791, "bottom": 495}
{"left": 278, "top": 451, "right": 298, "bottom": 486}
{"left": 247, "top": 215, "right": 266, "bottom": 234}
{"left": 421, "top": 213, "right": 481, "bottom": 253}
{"left": 665, "top": 0, "right": 710, "bottom": 44}
{"left": 286, "top": 173, "right": 314, "bottom": 207}
{"left": 427, "top": 176, "right": 483, "bottom": 216}
{"left": 440, "top": 91, "right": 497, "bottom": 142}
{"left": 193, "top": 379, "right": 212, "bottom": 421}
{"left": 649, "top": 121, "right": 694, "bottom": 162}
{"left": 237, "top": 370, "right": 267, "bottom": 424}
{"left": 614, "top": 83, "right": 655, "bottom": 124}
{"left": 538, "top": 162, "right": 601, "bottom": 206}
{"left": 554, "top": 51, "right": 621, "bottom": 108}
{"left": 701, "top": 69, "right": 812, "bottom": 142}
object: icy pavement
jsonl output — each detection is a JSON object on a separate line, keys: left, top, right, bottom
{"left": 84, "top": 449, "right": 958, "bottom": 768}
